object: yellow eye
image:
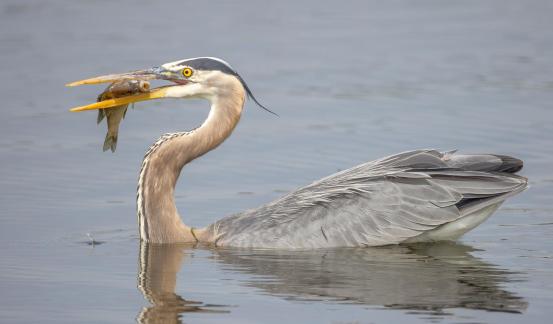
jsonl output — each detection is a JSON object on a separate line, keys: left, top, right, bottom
{"left": 182, "top": 67, "right": 193, "bottom": 78}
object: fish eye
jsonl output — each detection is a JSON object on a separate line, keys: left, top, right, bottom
{"left": 182, "top": 67, "right": 193, "bottom": 78}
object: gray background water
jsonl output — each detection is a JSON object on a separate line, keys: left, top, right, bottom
{"left": 1, "top": 0, "right": 552, "bottom": 323}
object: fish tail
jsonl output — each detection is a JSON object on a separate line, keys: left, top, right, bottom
{"left": 103, "top": 132, "right": 118, "bottom": 152}
{"left": 97, "top": 110, "right": 105, "bottom": 124}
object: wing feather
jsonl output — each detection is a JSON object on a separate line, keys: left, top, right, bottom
{"left": 210, "top": 150, "right": 527, "bottom": 248}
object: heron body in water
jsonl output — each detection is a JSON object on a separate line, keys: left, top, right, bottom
{"left": 68, "top": 57, "right": 527, "bottom": 248}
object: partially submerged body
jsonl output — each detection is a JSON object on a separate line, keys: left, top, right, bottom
{"left": 202, "top": 150, "right": 527, "bottom": 248}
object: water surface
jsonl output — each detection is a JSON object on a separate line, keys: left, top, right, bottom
{"left": 1, "top": 0, "right": 552, "bottom": 323}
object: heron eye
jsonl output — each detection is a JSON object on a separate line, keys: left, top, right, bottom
{"left": 182, "top": 68, "right": 193, "bottom": 78}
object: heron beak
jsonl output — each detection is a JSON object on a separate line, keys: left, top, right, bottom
{"left": 66, "top": 67, "right": 166, "bottom": 86}
{"left": 69, "top": 86, "right": 172, "bottom": 112}
{"left": 67, "top": 67, "right": 184, "bottom": 112}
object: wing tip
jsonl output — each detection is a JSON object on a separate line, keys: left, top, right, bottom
{"left": 493, "top": 155, "right": 524, "bottom": 174}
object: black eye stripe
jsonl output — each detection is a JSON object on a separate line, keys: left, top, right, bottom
{"left": 177, "top": 58, "right": 237, "bottom": 76}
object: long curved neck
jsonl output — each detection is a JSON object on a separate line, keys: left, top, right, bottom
{"left": 137, "top": 88, "right": 244, "bottom": 243}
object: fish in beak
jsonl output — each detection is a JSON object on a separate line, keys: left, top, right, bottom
{"left": 67, "top": 67, "right": 186, "bottom": 112}
{"left": 96, "top": 80, "right": 151, "bottom": 152}
{"left": 68, "top": 66, "right": 189, "bottom": 152}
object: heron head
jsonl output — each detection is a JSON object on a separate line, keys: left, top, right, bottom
{"left": 67, "top": 57, "right": 275, "bottom": 115}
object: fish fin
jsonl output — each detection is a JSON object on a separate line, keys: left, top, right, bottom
{"left": 97, "top": 110, "right": 105, "bottom": 124}
{"left": 122, "top": 106, "right": 128, "bottom": 120}
{"left": 103, "top": 133, "right": 118, "bottom": 152}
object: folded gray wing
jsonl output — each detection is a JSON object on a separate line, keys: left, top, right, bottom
{"left": 211, "top": 150, "right": 527, "bottom": 248}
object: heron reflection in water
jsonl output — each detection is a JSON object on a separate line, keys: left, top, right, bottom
{"left": 136, "top": 242, "right": 527, "bottom": 323}
{"left": 136, "top": 244, "right": 227, "bottom": 324}
{"left": 68, "top": 57, "right": 527, "bottom": 248}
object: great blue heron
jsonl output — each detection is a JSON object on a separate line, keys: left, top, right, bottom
{"left": 68, "top": 57, "right": 528, "bottom": 248}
